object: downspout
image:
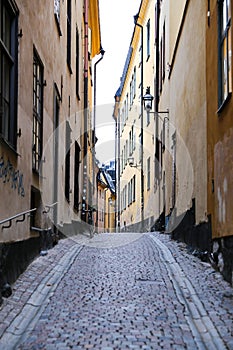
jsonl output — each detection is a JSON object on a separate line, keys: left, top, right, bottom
{"left": 93, "top": 48, "right": 105, "bottom": 140}
{"left": 155, "top": 0, "right": 160, "bottom": 222}
{"left": 93, "top": 47, "right": 105, "bottom": 231}
{"left": 114, "top": 114, "right": 117, "bottom": 232}
{"left": 117, "top": 107, "right": 121, "bottom": 232}
{"left": 155, "top": 0, "right": 160, "bottom": 113}
{"left": 83, "top": 0, "right": 89, "bottom": 223}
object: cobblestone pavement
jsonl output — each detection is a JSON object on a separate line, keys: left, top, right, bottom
{"left": 0, "top": 232, "right": 232, "bottom": 350}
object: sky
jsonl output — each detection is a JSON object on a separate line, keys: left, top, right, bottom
{"left": 95, "top": 0, "right": 141, "bottom": 165}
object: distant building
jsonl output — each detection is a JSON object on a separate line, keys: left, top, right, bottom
{"left": 97, "top": 165, "right": 116, "bottom": 233}
{"left": 113, "top": 0, "right": 156, "bottom": 232}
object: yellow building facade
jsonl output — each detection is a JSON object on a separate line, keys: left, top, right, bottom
{"left": 114, "top": 0, "right": 157, "bottom": 232}
{"left": 114, "top": 0, "right": 233, "bottom": 283}
{"left": 206, "top": 0, "right": 233, "bottom": 283}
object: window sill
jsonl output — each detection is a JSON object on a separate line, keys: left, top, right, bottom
{"left": 217, "top": 92, "right": 232, "bottom": 114}
{"left": 0, "top": 135, "right": 19, "bottom": 157}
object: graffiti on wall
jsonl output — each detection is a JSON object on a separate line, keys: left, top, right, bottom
{"left": 0, "top": 156, "right": 25, "bottom": 197}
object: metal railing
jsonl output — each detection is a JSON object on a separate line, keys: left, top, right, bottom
{"left": 43, "top": 202, "right": 58, "bottom": 214}
{"left": 0, "top": 208, "right": 37, "bottom": 230}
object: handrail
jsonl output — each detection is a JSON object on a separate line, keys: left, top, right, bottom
{"left": 0, "top": 208, "right": 37, "bottom": 230}
{"left": 43, "top": 202, "right": 58, "bottom": 214}
{"left": 31, "top": 226, "right": 51, "bottom": 232}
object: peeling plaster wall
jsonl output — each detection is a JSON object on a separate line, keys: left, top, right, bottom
{"left": 214, "top": 128, "right": 233, "bottom": 236}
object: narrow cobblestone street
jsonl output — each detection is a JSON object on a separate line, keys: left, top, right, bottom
{"left": 0, "top": 232, "right": 232, "bottom": 350}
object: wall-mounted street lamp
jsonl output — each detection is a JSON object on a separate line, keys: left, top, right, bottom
{"left": 128, "top": 156, "right": 141, "bottom": 169}
{"left": 143, "top": 87, "right": 169, "bottom": 119}
{"left": 143, "top": 87, "right": 154, "bottom": 112}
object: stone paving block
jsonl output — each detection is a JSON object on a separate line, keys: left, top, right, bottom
{"left": 0, "top": 233, "right": 232, "bottom": 349}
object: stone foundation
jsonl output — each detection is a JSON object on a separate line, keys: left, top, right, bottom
{"left": 212, "top": 236, "right": 233, "bottom": 285}
{"left": 0, "top": 229, "right": 58, "bottom": 304}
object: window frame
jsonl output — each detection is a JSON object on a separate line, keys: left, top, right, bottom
{"left": 218, "top": 0, "right": 232, "bottom": 111}
{"left": 32, "top": 48, "right": 44, "bottom": 173}
{"left": 147, "top": 157, "right": 151, "bottom": 191}
{"left": 147, "top": 18, "right": 151, "bottom": 60}
{"left": 67, "top": 0, "right": 72, "bottom": 73}
{"left": 54, "top": 0, "right": 62, "bottom": 36}
{"left": 65, "top": 121, "right": 71, "bottom": 202}
{"left": 76, "top": 27, "right": 80, "bottom": 99}
{"left": 0, "top": 0, "right": 18, "bottom": 150}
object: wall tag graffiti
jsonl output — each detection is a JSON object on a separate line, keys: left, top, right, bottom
{"left": 0, "top": 156, "right": 25, "bottom": 197}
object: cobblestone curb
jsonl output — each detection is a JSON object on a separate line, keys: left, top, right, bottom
{"left": 148, "top": 233, "right": 227, "bottom": 350}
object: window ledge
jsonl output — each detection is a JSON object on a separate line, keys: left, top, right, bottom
{"left": 217, "top": 92, "right": 232, "bottom": 114}
{"left": 0, "top": 135, "right": 19, "bottom": 157}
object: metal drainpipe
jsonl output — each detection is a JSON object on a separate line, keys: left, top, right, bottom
{"left": 83, "top": 0, "right": 89, "bottom": 223}
{"left": 93, "top": 48, "right": 105, "bottom": 231}
{"left": 117, "top": 109, "right": 121, "bottom": 232}
{"left": 114, "top": 116, "right": 117, "bottom": 232}
{"left": 155, "top": 0, "right": 160, "bottom": 113}
{"left": 134, "top": 17, "right": 144, "bottom": 232}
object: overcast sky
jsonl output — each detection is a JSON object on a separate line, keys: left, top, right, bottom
{"left": 95, "top": 0, "right": 141, "bottom": 165}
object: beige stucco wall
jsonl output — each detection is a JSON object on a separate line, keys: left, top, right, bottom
{"left": 166, "top": 0, "right": 207, "bottom": 223}
{"left": 0, "top": 0, "right": 85, "bottom": 242}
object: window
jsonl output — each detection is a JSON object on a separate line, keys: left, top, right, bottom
{"left": 32, "top": 50, "right": 44, "bottom": 172}
{"left": 155, "top": 5, "right": 158, "bottom": 44}
{"left": 162, "top": 22, "right": 166, "bottom": 81}
{"left": 147, "top": 157, "right": 151, "bottom": 190}
{"left": 133, "top": 67, "right": 136, "bottom": 98}
{"left": 76, "top": 28, "right": 80, "bottom": 99}
{"left": 155, "top": 137, "right": 161, "bottom": 179}
{"left": 129, "top": 125, "right": 135, "bottom": 156}
{"left": 54, "top": 0, "right": 62, "bottom": 35}
{"left": 126, "top": 140, "right": 128, "bottom": 163}
{"left": 124, "top": 185, "right": 127, "bottom": 209}
{"left": 218, "top": 0, "right": 232, "bottom": 108}
{"left": 138, "top": 133, "right": 142, "bottom": 163}
{"left": 159, "top": 21, "right": 166, "bottom": 93}
{"left": 67, "top": 0, "right": 72, "bottom": 71}
{"left": 0, "top": 0, "right": 18, "bottom": 148}
{"left": 30, "top": 187, "right": 41, "bottom": 229}
{"left": 122, "top": 107, "right": 125, "bottom": 126}
{"left": 132, "top": 125, "right": 135, "bottom": 151}
{"left": 147, "top": 111, "right": 150, "bottom": 126}
{"left": 65, "top": 122, "right": 71, "bottom": 202}
{"left": 129, "top": 131, "right": 132, "bottom": 155}
{"left": 132, "top": 175, "right": 136, "bottom": 202}
{"left": 123, "top": 144, "right": 126, "bottom": 167}
{"left": 54, "top": 0, "right": 60, "bottom": 23}
{"left": 147, "top": 19, "right": 150, "bottom": 59}
{"left": 128, "top": 182, "right": 131, "bottom": 206}
{"left": 74, "top": 141, "right": 80, "bottom": 211}
{"left": 130, "top": 81, "right": 133, "bottom": 106}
